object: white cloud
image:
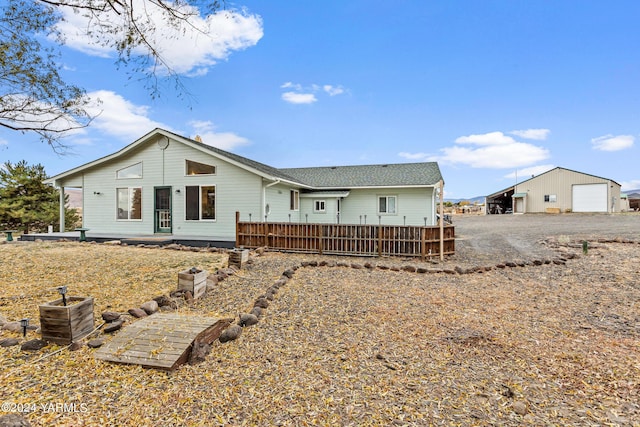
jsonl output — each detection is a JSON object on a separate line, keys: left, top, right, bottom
{"left": 591, "top": 134, "right": 634, "bottom": 151}
{"left": 429, "top": 131, "right": 550, "bottom": 168}
{"left": 79, "top": 90, "right": 168, "bottom": 141}
{"left": 0, "top": 138, "right": 7, "bottom": 146}
{"left": 509, "top": 128, "right": 550, "bottom": 140}
{"left": 323, "top": 85, "right": 344, "bottom": 96}
{"left": 55, "top": 3, "right": 263, "bottom": 75}
{"left": 280, "top": 82, "right": 346, "bottom": 104}
{"left": 620, "top": 180, "right": 640, "bottom": 192}
{"left": 281, "top": 82, "right": 302, "bottom": 90}
{"left": 188, "top": 120, "right": 249, "bottom": 150}
{"left": 503, "top": 164, "right": 555, "bottom": 180}
{"left": 0, "top": 94, "right": 86, "bottom": 139}
{"left": 281, "top": 92, "right": 317, "bottom": 105}
{"left": 455, "top": 131, "right": 516, "bottom": 146}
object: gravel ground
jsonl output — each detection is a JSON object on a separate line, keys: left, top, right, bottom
{"left": 451, "top": 212, "right": 640, "bottom": 266}
{"left": 1, "top": 214, "right": 639, "bottom": 426}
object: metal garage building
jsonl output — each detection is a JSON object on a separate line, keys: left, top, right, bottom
{"left": 486, "top": 167, "right": 622, "bottom": 214}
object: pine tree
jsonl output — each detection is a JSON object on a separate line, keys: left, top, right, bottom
{"left": 0, "top": 160, "right": 78, "bottom": 233}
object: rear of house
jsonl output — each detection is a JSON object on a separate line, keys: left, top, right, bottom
{"left": 45, "top": 129, "right": 444, "bottom": 243}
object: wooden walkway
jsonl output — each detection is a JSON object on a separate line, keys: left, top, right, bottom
{"left": 95, "top": 313, "right": 229, "bottom": 370}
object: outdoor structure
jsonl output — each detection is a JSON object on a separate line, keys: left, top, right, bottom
{"left": 627, "top": 191, "right": 640, "bottom": 211}
{"left": 486, "top": 167, "right": 622, "bottom": 214}
{"left": 45, "top": 128, "right": 445, "bottom": 246}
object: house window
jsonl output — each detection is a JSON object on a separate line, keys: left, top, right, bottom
{"left": 117, "top": 188, "right": 142, "bottom": 220}
{"left": 186, "top": 185, "right": 216, "bottom": 220}
{"left": 186, "top": 160, "right": 216, "bottom": 175}
{"left": 314, "top": 200, "right": 326, "bottom": 213}
{"left": 544, "top": 194, "right": 557, "bottom": 203}
{"left": 290, "top": 190, "right": 299, "bottom": 211}
{"left": 116, "top": 162, "right": 142, "bottom": 179}
{"left": 378, "top": 195, "right": 397, "bottom": 214}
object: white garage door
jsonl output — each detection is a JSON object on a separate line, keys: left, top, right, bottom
{"left": 572, "top": 183, "right": 607, "bottom": 212}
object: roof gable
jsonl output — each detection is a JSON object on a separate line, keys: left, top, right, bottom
{"left": 516, "top": 167, "right": 620, "bottom": 187}
{"left": 46, "top": 128, "right": 443, "bottom": 189}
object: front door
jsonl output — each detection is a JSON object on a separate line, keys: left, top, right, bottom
{"left": 154, "top": 187, "right": 172, "bottom": 233}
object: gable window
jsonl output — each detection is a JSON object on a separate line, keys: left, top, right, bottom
{"left": 186, "top": 185, "right": 216, "bottom": 220}
{"left": 117, "top": 188, "right": 142, "bottom": 220}
{"left": 290, "top": 190, "right": 299, "bottom": 211}
{"left": 378, "top": 195, "right": 397, "bottom": 214}
{"left": 116, "top": 162, "right": 142, "bottom": 179}
{"left": 544, "top": 194, "right": 557, "bottom": 203}
{"left": 314, "top": 200, "right": 326, "bottom": 213}
{"left": 186, "top": 160, "right": 216, "bottom": 176}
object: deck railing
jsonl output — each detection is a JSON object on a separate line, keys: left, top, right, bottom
{"left": 235, "top": 213, "right": 455, "bottom": 259}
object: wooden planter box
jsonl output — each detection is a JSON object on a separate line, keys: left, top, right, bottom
{"left": 178, "top": 269, "right": 208, "bottom": 299}
{"left": 228, "top": 249, "right": 249, "bottom": 269}
{"left": 39, "top": 296, "right": 95, "bottom": 344}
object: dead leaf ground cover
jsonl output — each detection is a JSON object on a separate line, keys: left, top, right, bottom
{"left": 0, "top": 240, "right": 639, "bottom": 426}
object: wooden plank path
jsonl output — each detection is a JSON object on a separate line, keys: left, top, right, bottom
{"left": 95, "top": 313, "right": 230, "bottom": 371}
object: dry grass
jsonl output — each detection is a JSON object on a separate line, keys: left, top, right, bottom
{"left": 0, "top": 240, "right": 639, "bottom": 426}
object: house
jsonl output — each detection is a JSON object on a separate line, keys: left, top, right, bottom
{"left": 45, "top": 128, "right": 444, "bottom": 243}
{"left": 485, "top": 167, "right": 622, "bottom": 214}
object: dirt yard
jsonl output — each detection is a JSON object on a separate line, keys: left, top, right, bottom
{"left": 0, "top": 213, "right": 639, "bottom": 426}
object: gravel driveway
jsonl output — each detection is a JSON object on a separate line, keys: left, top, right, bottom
{"left": 451, "top": 212, "right": 640, "bottom": 266}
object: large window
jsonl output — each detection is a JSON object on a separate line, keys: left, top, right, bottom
{"left": 186, "top": 160, "right": 216, "bottom": 175}
{"left": 116, "top": 162, "right": 142, "bottom": 179}
{"left": 290, "top": 190, "right": 299, "bottom": 211}
{"left": 378, "top": 195, "right": 397, "bottom": 214}
{"left": 117, "top": 188, "right": 142, "bottom": 220}
{"left": 186, "top": 185, "right": 216, "bottom": 220}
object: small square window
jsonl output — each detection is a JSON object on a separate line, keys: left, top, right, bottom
{"left": 314, "top": 200, "right": 326, "bottom": 212}
{"left": 378, "top": 195, "right": 397, "bottom": 214}
{"left": 544, "top": 194, "right": 557, "bottom": 203}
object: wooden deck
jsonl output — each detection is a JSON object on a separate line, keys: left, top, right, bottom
{"left": 95, "top": 313, "right": 230, "bottom": 370}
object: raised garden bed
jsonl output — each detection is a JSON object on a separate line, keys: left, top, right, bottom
{"left": 39, "top": 296, "right": 95, "bottom": 344}
{"left": 177, "top": 268, "right": 208, "bottom": 299}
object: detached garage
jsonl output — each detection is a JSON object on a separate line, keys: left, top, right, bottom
{"left": 486, "top": 167, "right": 622, "bottom": 214}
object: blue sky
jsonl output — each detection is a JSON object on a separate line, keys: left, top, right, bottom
{"left": 2, "top": 0, "right": 640, "bottom": 198}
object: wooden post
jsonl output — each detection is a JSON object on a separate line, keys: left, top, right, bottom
{"left": 421, "top": 227, "right": 427, "bottom": 260}
{"left": 378, "top": 225, "right": 383, "bottom": 257}
{"left": 317, "top": 224, "right": 323, "bottom": 255}
{"left": 235, "top": 211, "right": 240, "bottom": 247}
{"left": 439, "top": 180, "right": 444, "bottom": 261}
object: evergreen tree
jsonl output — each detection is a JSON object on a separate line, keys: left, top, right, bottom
{"left": 0, "top": 160, "right": 78, "bottom": 233}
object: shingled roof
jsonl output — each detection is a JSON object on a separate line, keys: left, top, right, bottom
{"left": 280, "top": 163, "right": 443, "bottom": 188}
{"left": 181, "top": 130, "right": 442, "bottom": 188}
{"left": 46, "top": 128, "right": 442, "bottom": 189}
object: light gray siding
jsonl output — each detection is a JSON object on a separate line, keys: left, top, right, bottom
{"left": 263, "top": 183, "right": 301, "bottom": 223}
{"left": 59, "top": 135, "right": 266, "bottom": 239}
{"left": 48, "top": 129, "right": 443, "bottom": 239}
{"left": 340, "top": 188, "right": 437, "bottom": 226}
{"left": 293, "top": 188, "right": 437, "bottom": 226}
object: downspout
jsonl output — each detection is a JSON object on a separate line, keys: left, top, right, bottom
{"left": 263, "top": 179, "right": 281, "bottom": 219}
{"left": 58, "top": 182, "right": 65, "bottom": 232}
